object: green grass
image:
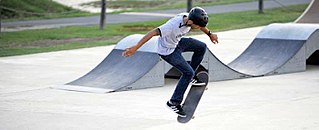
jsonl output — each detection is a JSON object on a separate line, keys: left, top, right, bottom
{"left": 87, "top": 0, "right": 256, "bottom": 13}
{"left": 0, "top": 40, "right": 115, "bottom": 56}
{"left": 206, "top": 5, "right": 306, "bottom": 32}
{"left": 1, "top": 0, "right": 257, "bottom": 21}
{"left": 0, "top": 4, "right": 307, "bottom": 57}
{"left": 0, "top": 0, "right": 92, "bottom": 21}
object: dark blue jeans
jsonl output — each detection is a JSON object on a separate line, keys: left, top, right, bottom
{"left": 160, "top": 37, "right": 207, "bottom": 105}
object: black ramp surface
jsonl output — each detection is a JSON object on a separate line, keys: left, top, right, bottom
{"left": 228, "top": 38, "right": 305, "bottom": 76}
{"left": 67, "top": 49, "right": 159, "bottom": 91}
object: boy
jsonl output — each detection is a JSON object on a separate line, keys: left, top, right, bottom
{"left": 123, "top": 7, "right": 218, "bottom": 117}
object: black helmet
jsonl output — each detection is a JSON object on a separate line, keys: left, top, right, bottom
{"left": 188, "top": 7, "right": 208, "bottom": 27}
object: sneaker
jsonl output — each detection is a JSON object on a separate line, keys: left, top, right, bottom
{"left": 166, "top": 101, "right": 187, "bottom": 117}
{"left": 190, "top": 78, "right": 206, "bottom": 86}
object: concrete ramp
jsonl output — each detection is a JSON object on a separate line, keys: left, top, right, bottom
{"left": 168, "top": 23, "right": 319, "bottom": 81}
{"left": 56, "top": 23, "right": 319, "bottom": 93}
{"left": 295, "top": 0, "right": 319, "bottom": 23}
{"left": 295, "top": 0, "right": 319, "bottom": 65}
{"left": 55, "top": 34, "right": 164, "bottom": 93}
{"left": 210, "top": 23, "right": 319, "bottom": 81}
{"left": 228, "top": 39, "right": 304, "bottom": 76}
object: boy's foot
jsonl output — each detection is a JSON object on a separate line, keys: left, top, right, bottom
{"left": 166, "top": 101, "right": 187, "bottom": 117}
{"left": 191, "top": 76, "right": 206, "bottom": 86}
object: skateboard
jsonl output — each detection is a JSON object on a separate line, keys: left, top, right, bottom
{"left": 177, "top": 71, "right": 209, "bottom": 123}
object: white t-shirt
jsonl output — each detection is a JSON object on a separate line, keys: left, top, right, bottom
{"left": 157, "top": 13, "right": 191, "bottom": 55}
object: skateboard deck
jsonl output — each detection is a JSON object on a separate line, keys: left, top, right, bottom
{"left": 177, "top": 71, "right": 209, "bottom": 123}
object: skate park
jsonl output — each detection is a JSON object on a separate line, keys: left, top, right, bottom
{"left": 55, "top": 23, "right": 319, "bottom": 93}
{"left": 1, "top": 0, "right": 319, "bottom": 129}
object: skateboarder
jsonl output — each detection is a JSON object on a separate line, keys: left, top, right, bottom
{"left": 122, "top": 7, "right": 218, "bottom": 117}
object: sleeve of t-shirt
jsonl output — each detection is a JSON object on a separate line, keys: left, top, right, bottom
{"left": 158, "top": 21, "right": 173, "bottom": 37}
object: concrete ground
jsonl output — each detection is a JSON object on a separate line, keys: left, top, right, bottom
{"left": 1, "top": 27, "right": 319, "bottom": 130}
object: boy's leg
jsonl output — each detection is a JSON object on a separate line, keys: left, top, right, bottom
{"left": 160, "top": 48, "right": 195, "bottom": 105}
{"left": 178, "top": 38, "right": 207, "bottom": 71}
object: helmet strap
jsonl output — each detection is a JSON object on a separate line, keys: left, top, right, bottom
{"left": 179, "top": 18, "right": 191, "bottom": 28}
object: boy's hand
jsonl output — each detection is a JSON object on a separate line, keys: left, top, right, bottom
{"left": 210, "top": 34, "right": 219, "bottom": 44}
{"left": 122, "top": 46, "right": 138, "bottom": 57}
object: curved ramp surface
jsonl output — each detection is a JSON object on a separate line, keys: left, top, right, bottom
{"left": 56, "top": 35, "right": 164, "bottom": 93}
{"left": 169, "top": 23, "right": 319, "bottom": 81}
{"left": 295, "top": 0, "right": 319, "bottom": 23}
{"left": 66, "top": 50, "right": 160, "bottom": 92}
{"left": 211, "top": 23, "right": 319, "bottom": 81}
{"left": 228, "top": 39, "right": 304, "bottom": 76}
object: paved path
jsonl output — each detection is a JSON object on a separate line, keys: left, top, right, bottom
{"left": 1, "top": 0, "right": 311, "bottom": 32}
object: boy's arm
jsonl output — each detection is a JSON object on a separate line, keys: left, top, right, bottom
{"left": 122, "top": 28, "right": 160, "bottom": 57}
{"left": 200, "top": 27, "right": 219, "bottom": 44}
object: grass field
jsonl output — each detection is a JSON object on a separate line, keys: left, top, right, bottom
{"left": 1, "top": 0, "right": 256, "bottom": 21}
{"left": 0, "top": 0, "right": 91, "bottom": 21}
{"left": 86, "top": 0, "right": 256, "bottom": 13}
{"left": 0, "top": 4, "right": 307, "bottom": 57}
